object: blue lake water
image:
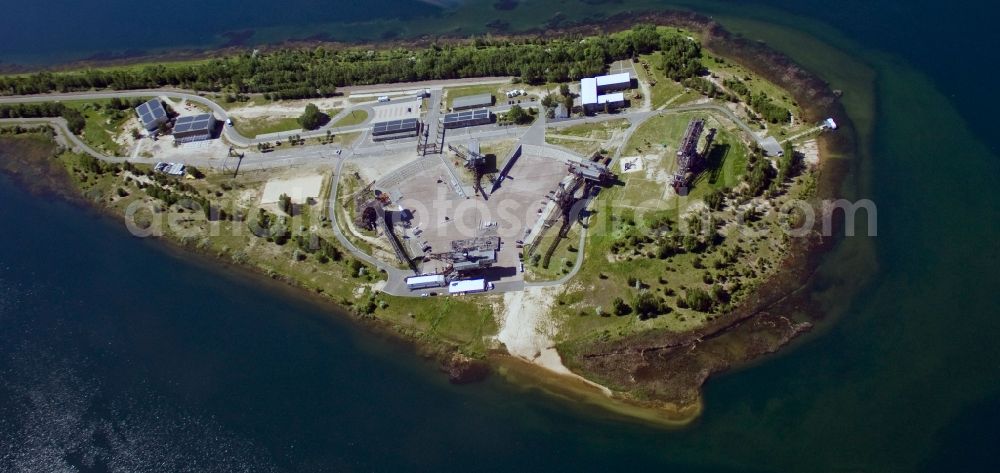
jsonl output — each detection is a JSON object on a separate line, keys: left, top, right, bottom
{"left": 1, "top": 0, "right": 998, "bottom": 471}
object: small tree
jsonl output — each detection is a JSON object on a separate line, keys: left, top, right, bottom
{"left": 634, "top": 291, "right": 667, "bottom": 320}
{"left": 562, "top": 94, "right": 574, "bottom": 114}
{"left": 685, "top": 288, "right": 713, "bottom": 312}
{"left": 62, "top": 108, "right": 86, "bottom": 134}
{"left": 506, "top": 104, "right": 532, "bottom": 125}
{"left": 613, "top": 297, "right": 632, "bottom": 316}
{"left": 278, "top": 193, "right": 293, "bottom": 215}
{"left": 298, "top": 103, "right": 323, "bottom": 130}
{"left": 704, "top": 188, "right": 724, "bottom": 210}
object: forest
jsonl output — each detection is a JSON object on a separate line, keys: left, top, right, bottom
{"left": 0, "top": 25, "right": 695, "bottom": 100}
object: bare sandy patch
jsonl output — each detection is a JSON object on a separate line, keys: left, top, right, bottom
{"left": 800, "top": 139, "right": 820, "bottom": 166}
{"left": 260, "top": 174, "right": 324, "bottom": 205}
{"left": 496, "top": 287, "right": 612, "bottom": 395}
{"left": 227, "top": 98, "right": 347, "bottom": 120}
{"left": 619, "top": 156, "right": 643, "bottom": 174}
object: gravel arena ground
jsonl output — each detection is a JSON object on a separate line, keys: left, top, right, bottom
{"left": 391, "top": 152, "right": 569, "bottom": 281}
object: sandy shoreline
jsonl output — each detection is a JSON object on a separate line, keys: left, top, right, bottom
{"left": 496, "top": 287, "right": 614, "bottom": 396}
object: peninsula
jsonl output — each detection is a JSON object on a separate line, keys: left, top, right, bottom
{"left": 0, "top": 16, "right": 852, "bottom": 424}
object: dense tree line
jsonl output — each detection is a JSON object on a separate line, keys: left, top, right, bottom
{"left": 681, "top": 77, "right": 735, "bottom": 101}
{"left": 0, "top": 25, "right": 675, "bottom": 99}
{"left": 722, "top": 77, "right": 750, "bottom": 97}
{"left": 747, "top": 92, "right": 791, "bottom": 124}
{"left": 776, "top": 141, "right": 797, "bottom": 184}
{"left": 659, "top": 35, "right": 704, "bottom": 81}
{"left": 0, "top": 124, "right": 53, "bottom": 136}
{"left": 294, "top": 233, "right": 344, "bottom": 263}
{"left": 0, "top": 102, "right": 85, "bottom": 133}
{"left": 744, "top": 153, "right": 775, "bottom": 197}
{"left": 724, "top": 77, "right": 790, "bottom": 124}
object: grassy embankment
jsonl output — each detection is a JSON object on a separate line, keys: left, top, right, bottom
{"left": 232, "top": 116, "right": 302, "bottom": 138}
{"left": 13, "top": 98, "right": 144, "bottom": 156}
{"left": 331, "top": 109, "right": 368, "bottom": 127}
{"left": 544, "top": 119, "right": 631, "bottom": 156}
{"left": 532, "top": 109, "right": 817, "bottom": 356}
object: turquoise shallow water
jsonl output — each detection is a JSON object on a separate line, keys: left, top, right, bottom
{"left": 1, "top": 1, "right": 998, "bottom": 471}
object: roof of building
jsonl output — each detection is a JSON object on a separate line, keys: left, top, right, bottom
{"left": 597, "top": 92, "right": 625, "bottom": 104}
{"left": 448, "top": 279, "right": 486, "bottom": 294}
{"left": 452, "top": 93, "right": 494, "bottom": 110}
{"left": 580, "top": 77, "right": 598, "bottom": 105}
{"left": 174, "top": 113, "right": 215, "bottom": 134}
{"left": 406, "top": 274, "right": 446, "bottom": 285}
{"left": 760, "top": 136, "right": 784, "bottom": 157}
{"left": 135, "top": 99, "right": 167, "bottom": 128}
{"left": 596, "top": 72, "right": 631, "bottom": 88}
{"left": 372, "top": 118, "right": 419, "bottom": 135}
{"left": 443, "top": 108, "right": 491, "bottom": 125}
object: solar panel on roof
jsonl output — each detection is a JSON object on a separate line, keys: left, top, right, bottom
{"left": 371, "top": 118, "right": 419, "bottom": 136}
{"left": 136, "top": 99, "right": 168, "bottom": 129}
{"left": 175, "top": 114, "right": 214, "bottom": 133}
{"left": 442, "top": 108, "right": 492, "bottom": 129}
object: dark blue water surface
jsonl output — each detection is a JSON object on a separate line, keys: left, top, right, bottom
{"left": 2, "top": 1, "right": 999, "bottom": 471}
{"left": 0, "top": 0, "right": 441, "bottom": 65}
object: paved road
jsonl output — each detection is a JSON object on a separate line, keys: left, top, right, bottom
{"left": 326, "top": 149, "right": 416, "bottom": 296}
{"left": 0, "top": 89, "right": 381, "bottom": 148}
{"left": 1, "top": 85, "right": 769, "bottom": 296}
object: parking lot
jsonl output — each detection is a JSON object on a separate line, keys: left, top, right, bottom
{"left": 371, "top": 99, "right": 422, "bottom": 122}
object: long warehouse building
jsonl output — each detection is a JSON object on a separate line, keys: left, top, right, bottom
{"left": 443, "top": 109, "right": 492, "bottom": 129}
{"left": 372, "top": 118, "right": 420, "bottom": 141}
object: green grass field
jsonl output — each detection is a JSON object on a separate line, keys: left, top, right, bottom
{"left": 615, "top": 111, "right": 750, "bottom": 216}
{"left": 635, "top": 52, "right": 698, "bottom": 110}
{"left": 232, "top": 116, "right": 302, "bottom": 138}
{"left": 332, "top": 109, "right": 368, "bottom": 127}
{"left": 59, "top": 100, "right": 135, "bottom": 156}
{"left": 525, "top": 225, "right": 581, "bottom": 282}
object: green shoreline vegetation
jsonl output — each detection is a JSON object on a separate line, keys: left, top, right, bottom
{"left": 0, "top": 16, "right": 851, "bottom": 424}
